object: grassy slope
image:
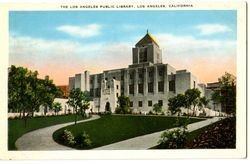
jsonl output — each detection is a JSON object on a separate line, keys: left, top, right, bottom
{"left": 8, "top": 114, "right": 85, "bottom": 150}
{"left": 53, "top": 115, "right": 204, "bottom": 149}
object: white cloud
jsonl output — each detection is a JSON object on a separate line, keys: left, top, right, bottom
{"left": 195, "top": 24, "right": 232, "bottom": 35}
{"left": 9, "top": 34, "right": 132, "bottom": 79}
{"left": 9, "top": 32, "right": 236, "bottom": 84}
{"left": 155, "top": 33, "right": 236, "bottom": 58}
{"left": 154, "top": 32, "right": 236, "bottom": 82}
{"left": 56, "top": 24, "right": 102, "bottom": 38}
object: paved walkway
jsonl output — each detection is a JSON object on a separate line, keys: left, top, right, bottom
{"left": 15, "top": 115, "right": 100, "bottom": 150}
{"left": 94, "top": 117, "right": 224, "bottom": 150}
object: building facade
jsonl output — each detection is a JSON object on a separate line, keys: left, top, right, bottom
{"left": 69, "top": 32, "right": 204, "bottom": 114}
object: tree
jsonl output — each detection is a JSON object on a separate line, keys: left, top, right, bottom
{"left": 8, "top": 65, "right": 61, "bottom": 127}
{"left": 152, "top": 103, "right": 162, "bottom": 114}
{"left": 115, "top": 95, "right": 131, "bottom": 114}
{"left": 52, "top": 102, "right": 62, "bottom": 115}
{"left": 198, "top": 96, "right": 209, "bottom": 114}
{"left": 67, "top": 88, "right": 90, "bottom": 124}
{"left": 184, "top": 88, "right": 201, "bottom": 116}
{"left": 211, "top": 72, "right": 236, "bottom": 115}
{"left": 168, "top": 94, "right": 187, "bottom": 115}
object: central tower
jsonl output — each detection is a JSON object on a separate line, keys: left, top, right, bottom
{"left": 130, "top": 31, "right": 162, "bottom": 67}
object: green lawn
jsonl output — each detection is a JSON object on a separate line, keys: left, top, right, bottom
{"left": 8, "top": 114, "right": 85, "bottom": 150}
{"left": 53, "top": 114, "right": 205, "bottom": 149}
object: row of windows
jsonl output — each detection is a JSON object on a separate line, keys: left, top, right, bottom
{"left": 90, "top": 68, "right": 165, "bottom": 84}
{"left": 129, "top": 69, "right": 164, "bottom": 80}
{"left": 130, "top": 100, "right": 163, "bottom": 107}
{"left": 129, "top": 82, "right": 165, "bottom": 94}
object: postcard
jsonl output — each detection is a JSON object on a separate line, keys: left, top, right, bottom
{"left": 0, "top": 0, "right": 246, "bottom": 160}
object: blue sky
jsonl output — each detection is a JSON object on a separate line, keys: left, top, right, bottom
{"left": 9, "top": 10, "right": 237, "bottom": 85}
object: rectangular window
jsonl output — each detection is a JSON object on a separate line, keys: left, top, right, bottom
{"left": 148, "top": 101, "right": 152, "bottom": 107}
{"left": 130, "top": 101, "right": 133, "bottom": 107}
{"left": 138, "top": 83, "right": 144, "bottom": 94}
{"left": 116, "top": 93, "right": 119, "bottom": 98}
{"left": 158, "top": 68, "right": 164, "bottom": 76}
{"left": 90, "top": 88, "right": 94, "bottom": 97}
{"left": 148, "top": 71, "right": 153, "bottom": 77}
{"left": 116, "top": 85, "right": 119, "bottom": 89}
{"left": 95, "top": 88, "right": 100, "bottom": 97}
{"left": 139, "top": 73, "right": 143, "bottom": 79}
{"left": 158, "top": 81, "right": 164, "bottom": 92}
{"left": 158, "top": 100, "right": 163, "bottom": 106}
{"left": 138, "top": 101, "right": 143, "bottom": 107}
{"left": 139, "top": 48, "right": 147, "bottom": 63}
{"left": 148, "top": 82, "right": 153, "bottom": 93}
{"left": 169, "top": 80, "right": 175, "bottom": 92}
{"left": 129, "top": 84, "right": 134, "bottom": 95}
{"left": 130, "top": 73, "right": 134, "bottom": 80}
{"left": 193, "top": 81, "right": 196, "bottom": 88}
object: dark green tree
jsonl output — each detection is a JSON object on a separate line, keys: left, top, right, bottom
{"left": 152, "top": 103, "right": 162, "bottom": 115}
{"left": 198, "top": 96, "right": 209, "bottom": 111}
{"left": 8, "top": 65, "right": 61, "bottom": 127}
{"left": 211, "top": 72, "right": 236, "bottom": 115}
{"left": 184, "top": 88, "right": 201, "bottom": 116}
{"left": 52, "top": 102, "right": 62, "bottom": 115}
{"left": 115, "top": 95, "right": 131, "bottom": 114}
{"left": 168, "top": 94, "right": 187, "bottom": 115}
{"left": 67, "top": 88, "right": 90, "bottom": 124}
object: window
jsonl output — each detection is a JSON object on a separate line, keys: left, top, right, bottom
{"left": 138, "top": 83, "right": 144, "bottom": 94}
{"left": 148, "top": 82, "right": 153, "bottom": 93}
{"left": 97, "top": 75, "right": 102, "bottom": 83}
{"left": 116, "top": 85, "right": 119, "bottom": 89}
{"left": 139, "top": 73, "right": 143, "bottom": 79}
{"left": 95, "top": 88, "right": 100, "bottom": 97}
{"left": 130, "top": 73, "right": 134, "bottom": 80}
{"left": 158, "top": 81, "right": 164, "bottom": 92}
{"left": 90, "top": 79, "right": 94, "bottom": 84}
{"left": 138, "top": 101, "right": 143, "bottom": 107}
{"left": 113, "top": 77, "right": 116, "bottom": 79}
{"left": 158, "top": 69, "right": 164, "bottom": 76}
{"left": 169, "top": 80, "right": 175, "bottom": 92}
{"left": 129, "top": 84, "right": 134, "bottom": 94}
{"left": 148, "top": 71, "right": 153, "bottom": 77}
{"left": 193, "top": 81, "right": 196, "bottom": 88}
{"left": 148, "top": 101, "right": 152, "bottom": 107}
{"left": 158, "top": 100, "right": 163, "bottom": 106}
{"left": 90, "top": 88, "right": 94, "bottom": 97}
{"left": 139, "top": 48, "right": 147, "bottom": 63}
{"left": 130, "top": 101, "right": 133, "bottom": 107}
{"left": 116, "top": 93, "right": 119, "bottom": 98}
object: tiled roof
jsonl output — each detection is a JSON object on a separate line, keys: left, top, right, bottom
{"left": 135, "top": 31, "right": 160, "bottom": 47}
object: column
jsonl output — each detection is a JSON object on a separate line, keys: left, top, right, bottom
{"left": 153, "top": 66, "right": 158, "bottom": 94}
{"left": 124, "top": 69, "right": 129, "bottom": 96}
{"left": 164, "top": 65, "right": 168, "bottom": 93}
{"left": 143, "top": 67, "right": 148, "bottom": 95}
{"left": 134, "top": 68, "right": 138, "bottom": 96}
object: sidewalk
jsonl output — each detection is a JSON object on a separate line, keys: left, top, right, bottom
{"left": 15, "top": 115, "right": 100, "bottom": 150}
{"left": 94, "top": 117, "right": 223, "bottom": 150}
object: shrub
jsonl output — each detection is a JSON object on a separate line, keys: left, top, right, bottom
{"left": 61, "top": 129, "right": 76, "bottom": 146}
{"left": 75, "top": 131, "right": 92, "bottom": 149}
{"left": 148, "top": 110, "right": 154, "bottom": 115}
{"left": 158, "top": 128, "right": 188, "bottom": 149}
